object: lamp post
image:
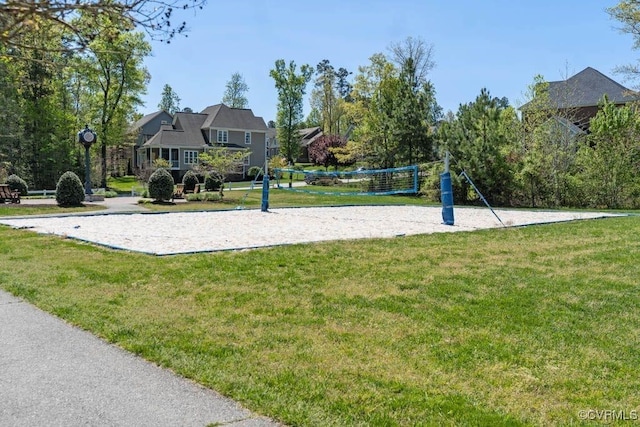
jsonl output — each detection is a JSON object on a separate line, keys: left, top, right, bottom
{"left": 78, "top": 125, "right": 97, "bottom": 195}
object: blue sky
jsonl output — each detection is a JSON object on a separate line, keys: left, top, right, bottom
{"left": 140, "top": 0, "right": 635, "bottom": 122}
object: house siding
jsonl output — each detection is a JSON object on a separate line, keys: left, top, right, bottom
{"left": 132, "top": 112, "right": 173, "bottom": 168}
{"left": 137, "top": 105, "right": 269, "bottom": 182}
{"left": 249, "top": 131, "right": 266, "bottom": 169}
{"left": 209, "top": 128, "right": 268, "bottom": 174}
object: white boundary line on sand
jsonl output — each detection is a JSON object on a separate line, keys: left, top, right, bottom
{"left": 0, "top": 206, "right": 622, "bottom": 255}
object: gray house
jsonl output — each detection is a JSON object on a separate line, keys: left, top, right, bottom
{"left": 521, "top": 67, "right": 638, "bottom": 132}
{"left": 137, "top": 104, "right": 269, "bottom": 181}
{"left": 297, "top": 126, "right": 323, "bottom": 163}
{"left": 129, "top": 110, "right": 173, "bottom": 171}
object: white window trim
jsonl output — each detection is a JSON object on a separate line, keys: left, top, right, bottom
{"left": 217, "top": 129, "right": 228, "bottom": 143}
{"left": 184, "top": 150, "right": 198, "bottom": 165}
{"left": 245, "top": 131, "right": 251, "bottom": 145}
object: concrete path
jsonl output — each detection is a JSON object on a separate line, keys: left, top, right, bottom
{"left": 0, "top": 290, "right": 280, "bottom": 426}
{"left": 15, "top": 195, "right": 152, "bottom": 215}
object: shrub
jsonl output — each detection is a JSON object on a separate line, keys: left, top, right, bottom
{"left": 182, "top": 170, "right": 199, "bottom": 192}
{"left": 6, "top": 174, "right": 28, "bottom": 195}
{"left": 56, "top": 171, "right": 85, "bottom": 206}
{"left": 247, "top": 166, "right": 263, "bottom": 179}
{"left": 148, "top": 168, "right": 174, "bottom": 201}
{"left": 186, "top": 192, "right": 222, "bottom": 202}
{"left": 205, "top": 174, "right": 221, "bottom": 191}
{"left": 94, "top": 189, "right": 118, "bottom": 198}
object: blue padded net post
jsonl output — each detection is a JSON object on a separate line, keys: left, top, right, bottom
{"left": 440, "top": 171, "right": 454, "bottom": 225}
{"left": 261, "top": 173, "right": 269, "bottom": 212}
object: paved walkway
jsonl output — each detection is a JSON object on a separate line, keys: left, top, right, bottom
{"left": 1, "top": 199, "right": 281, "bottom": 426}
{"left": 17, "top": 195, "right": 153, "bottom": 214}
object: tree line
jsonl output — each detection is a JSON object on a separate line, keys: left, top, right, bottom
{"left": 270, "top": 33, "right": 640, "bottom": 210}
{"left": 0, "top": 0, "right": 204, "bottom": 190}
{"left": 1, "top": 0, "right": 639, "bottom": 210}
{"left": 0, "top": 13, "right": 151, "bottom": 190}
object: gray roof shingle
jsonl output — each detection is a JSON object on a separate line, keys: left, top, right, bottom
{"left": 142, "top": 113, "right": 209, "bottom": 148}
{"left": 200, "top": 104, "right": 268, "bottom": 131}
{"left": 298, "top": 126, "right": 323, "bottom": 147}
{"left": 546, "top": 67, "right": 637, "bottom": 108}
{"left": 129, "top": 110, "right": 172, "bottom": 133}
{"left": 142, "top": 105, "right": 268, "bottom": 148}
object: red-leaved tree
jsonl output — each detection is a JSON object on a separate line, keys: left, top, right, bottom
{"left": 308, "top": 134, "right": 346, "bottom": 170}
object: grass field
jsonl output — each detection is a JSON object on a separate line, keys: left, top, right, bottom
{"left": 0, "top": 201, "right": 638, "bottom": 425}
{"left": 105, "top": 175, "right": 142, "bottom": 194}
{"left": 0, "top": 203, "right": 105, "bottom": 216}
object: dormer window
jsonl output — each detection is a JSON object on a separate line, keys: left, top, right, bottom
{"left": 217, "top": 130, "right": 228, "bottom": 143}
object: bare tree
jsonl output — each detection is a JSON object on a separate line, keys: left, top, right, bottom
{"left": 388, "top": 36, "right": 435, "bottom": 86}
{"left": 0, "top": 0, "right": 207, "bottom": 52}
{"left": 222, "top": 72, "right": 249, "bottom": 108}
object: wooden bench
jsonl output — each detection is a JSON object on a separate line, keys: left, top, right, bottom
{"left": 184, "top": 184, "right": 201, "bottom": 195}
{"left": 0, "top": 184, "right": 20, "bottom": 204}
{"left": 172, "top": 184, "right": 184, "bottom": 201}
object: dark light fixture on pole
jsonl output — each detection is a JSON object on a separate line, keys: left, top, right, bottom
{"left": 78, "top": 125, "right": 97, "bottom": 195}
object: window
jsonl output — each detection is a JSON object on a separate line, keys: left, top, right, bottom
{"left": 245, "top": 131, "right": 251, "bottom": 145}
{"left": 243, "top": 154, "right": 250, "bottom": 175}
{"left": 184, "top": 150, "right": 198, "bottom": 164}
{"left": 217, "top": 130, "right": 228, "bottom": 143}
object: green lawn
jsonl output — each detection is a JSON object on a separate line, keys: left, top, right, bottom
{"left": 107, "top": 175, "right": 143, "bottom": 194}
{"left": 0, "top": 203, "right": 105, "bottom": 216}
{"left": 0, "top": 208, "right": 638, "bottom": 425}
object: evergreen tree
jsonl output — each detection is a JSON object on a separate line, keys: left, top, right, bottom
{"left": 158, "top": 84, "right": 181, "bottom": 114}
{"left": 577, "top": 98, "right": 640, "bottom": 208}
{"left": 393, "top": 58, "right": 441, "bottom": 165}
{"left": 518, "top": 75, "right": 582, "bottom": 207}
{"left": 17, "top": 29, "right": 78, "bottom": 189}
{"left": 0, "top": 46, "right": 25, "bottom": 178}
{"left": 443, "top": 89, "right": 515, "bottom": 205}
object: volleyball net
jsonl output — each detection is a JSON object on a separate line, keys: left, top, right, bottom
{"left": 272, "top": 165, "right": 419, "bottom": 196}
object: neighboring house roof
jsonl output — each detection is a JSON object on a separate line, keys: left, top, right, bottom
{"left": 128, "top": 110, "right": 172, "bottom": 133}
{"left": 266, "top": 128, "right": 278, "bottom": 149}
{"left": 200, "top": 104, "right": 268, "bottom": 131}
{"left": 298, "top": 126, "right": 323, "bottom": 147}
{"left": 141, "top": 105, "right": 268, "bottom": 149}
{"left": 522, "top": 67, "right": 637, "bottom": 110}
{"left": 142, "top": 113, "right": 208, "bottom": 148}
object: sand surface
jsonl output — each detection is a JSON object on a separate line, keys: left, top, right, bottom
{"left": 0, "top": 206, "right": 619, "bottom": 255}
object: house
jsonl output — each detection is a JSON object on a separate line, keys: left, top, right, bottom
{"left": 520, "top": 67, "right": 638, "bottom": 132}
{"left": 296, "top": 126, "right": 324, "bottom": 163}
{"left": 129, "top": 110, "right": 174, "bottom": 171}
{"left": 266, "top": 127, "right": 279, "bottom": 159}
{"left": 137, "top": 104, "right": 269, "bottom": 182}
